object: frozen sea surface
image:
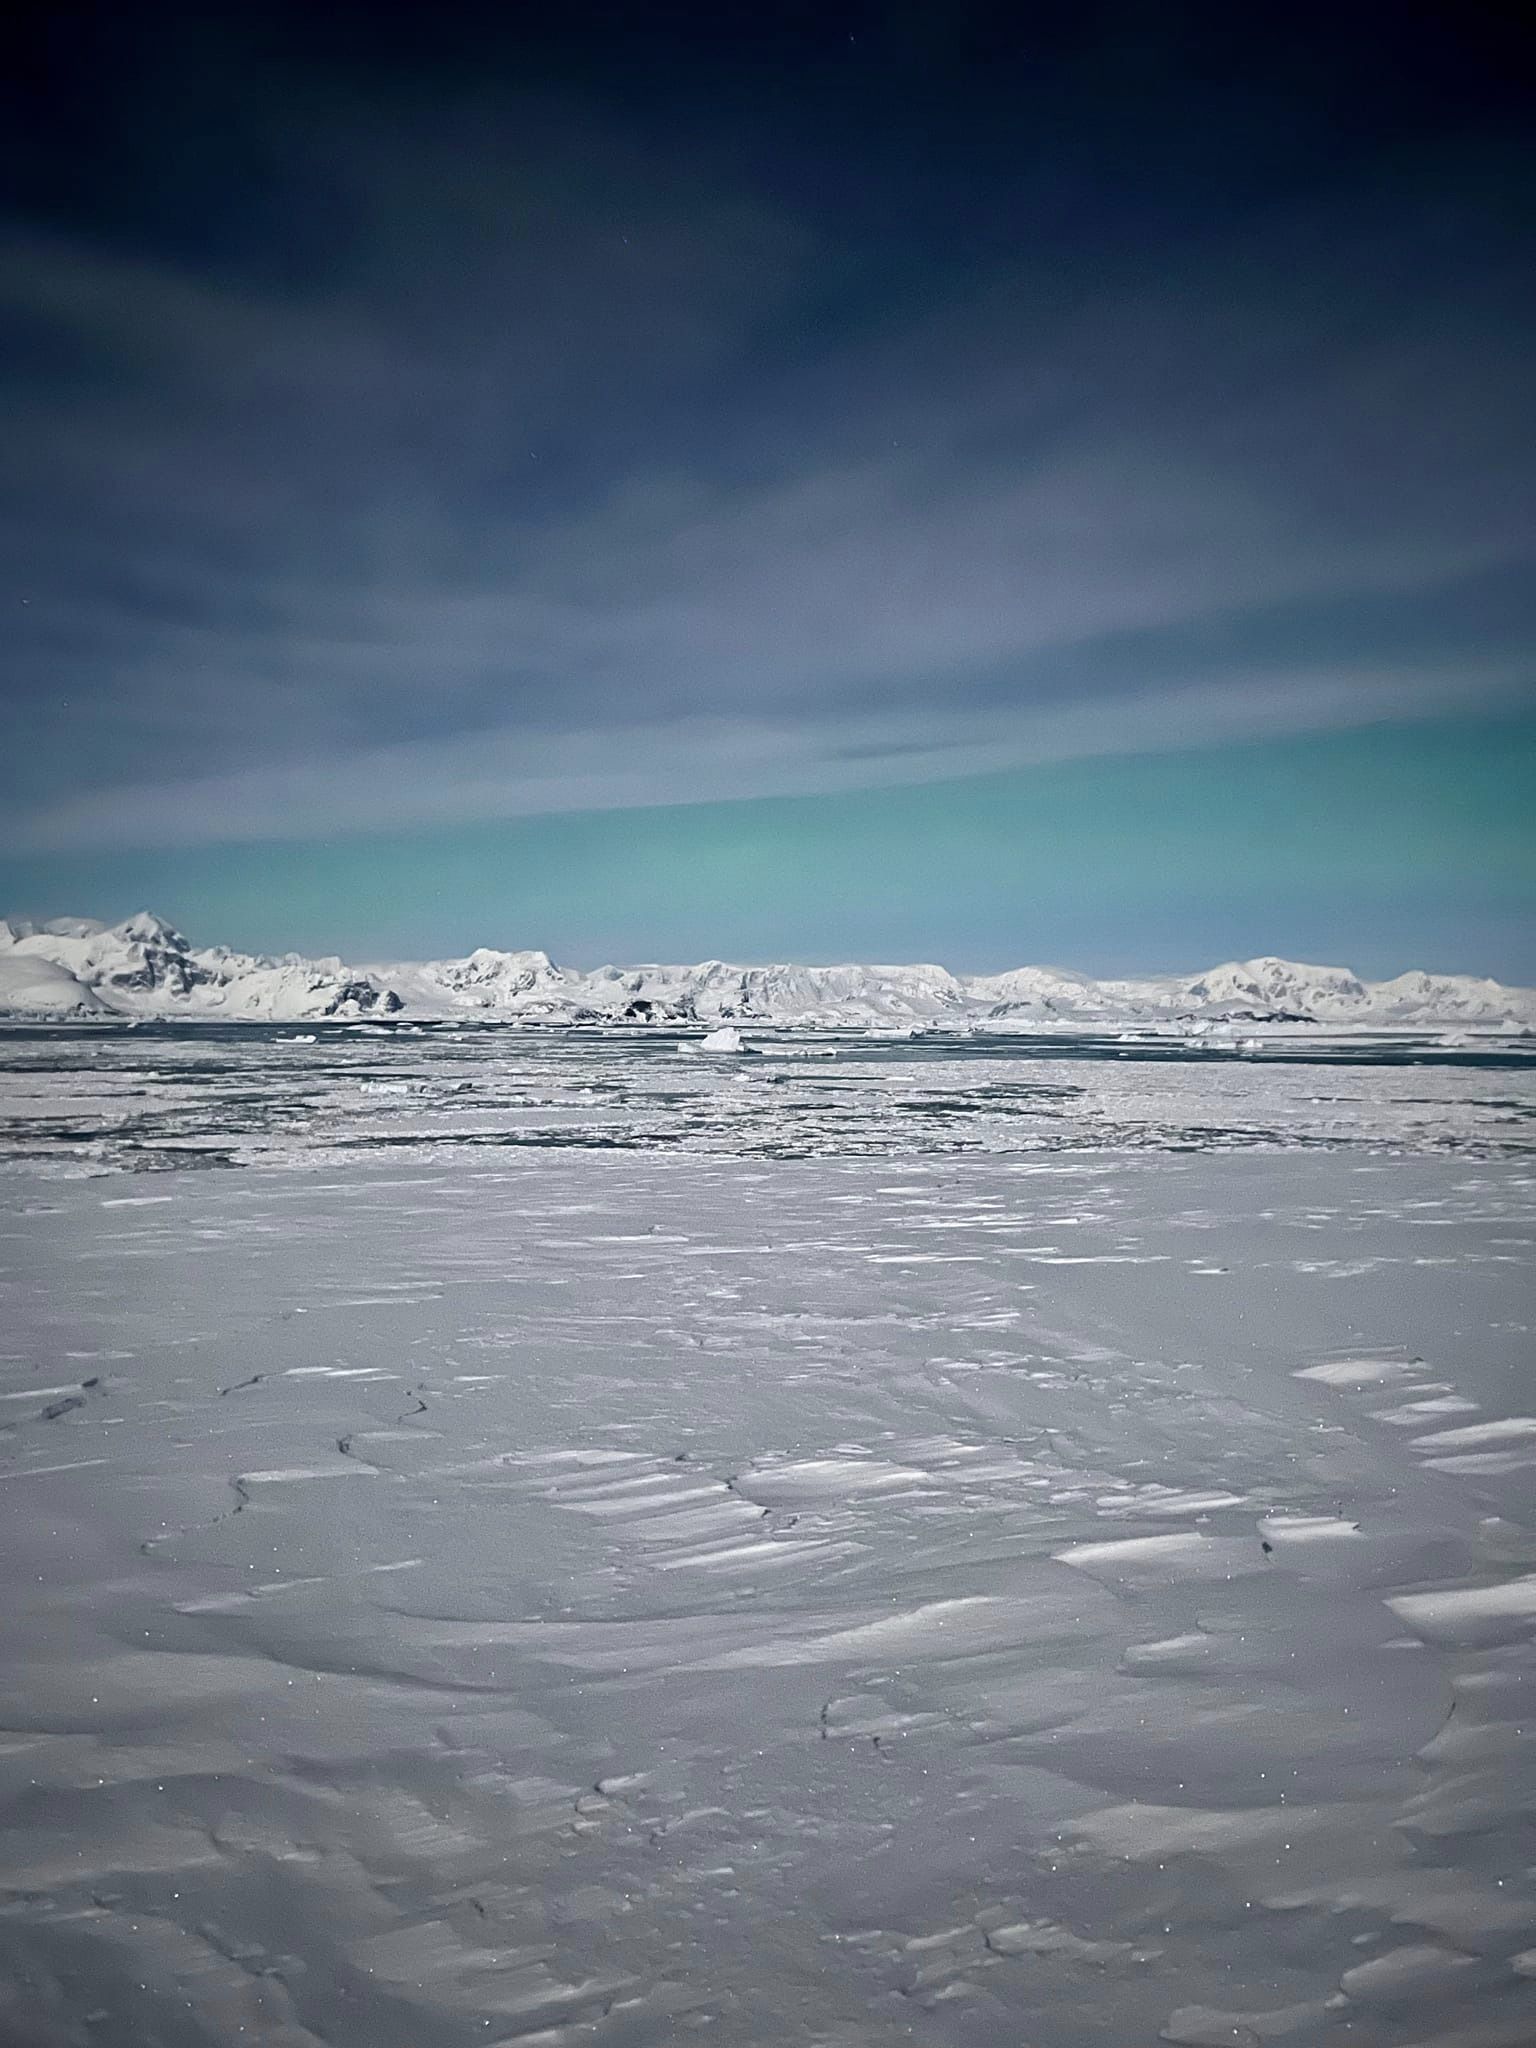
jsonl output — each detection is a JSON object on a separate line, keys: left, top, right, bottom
{"left": 1, "top": 1019, "right": 1533, "bottom": 1172}
{"left": 1, "top": 1026, "right": 1534, "bottom": 2045}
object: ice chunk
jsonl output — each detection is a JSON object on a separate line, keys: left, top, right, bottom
{"left": 699, "top": 1025, "right": 746, "bottom": 1053}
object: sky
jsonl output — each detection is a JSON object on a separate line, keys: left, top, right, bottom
{"left": 3, "top": 0, "right": 1534, "bottom": 975}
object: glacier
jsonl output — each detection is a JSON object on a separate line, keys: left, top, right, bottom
{"left": 2, "top": 909, "right": 1533, "bottom": 1031}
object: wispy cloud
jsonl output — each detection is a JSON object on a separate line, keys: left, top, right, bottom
{"left": 4, "top": 97, "right": 1532, "bottom": 851}
{"left": 14, "top": 664, "right": 1528, "bottom": 854}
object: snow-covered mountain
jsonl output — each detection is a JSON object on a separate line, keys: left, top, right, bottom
{"left": 384, "top": 947, "right": 1535, "bottom": 1031}
{"left": 2, "top": 912, "right": 1532, "bottom": 1031}
{"left": 0, "top": 913, "right": 403, "bottom": 1021}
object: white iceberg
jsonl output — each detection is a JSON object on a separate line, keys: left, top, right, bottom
{"left": 699, "top": 1025, "right": 747, "bottom": 1054}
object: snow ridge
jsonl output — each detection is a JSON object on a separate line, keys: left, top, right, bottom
{"left": 1, "top": 913, "right": 1532, "bottom": 1031}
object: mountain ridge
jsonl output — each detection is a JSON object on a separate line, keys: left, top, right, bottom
{"left": 3, "top": 913, "right": 1532, "bottom": 1032}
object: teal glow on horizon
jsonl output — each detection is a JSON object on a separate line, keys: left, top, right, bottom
{"left": 9, "top": 6, "right": 1534, "bottom": 997}
{"left": 4, "top": 715, "right": 1533, "bottom": 983}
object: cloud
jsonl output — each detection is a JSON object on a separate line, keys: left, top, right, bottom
{"left": 3, "top": 94, "right": 1533, "bottom": 850}
{"left": 13, "top": 662, "right": 1529, "bottom": 854}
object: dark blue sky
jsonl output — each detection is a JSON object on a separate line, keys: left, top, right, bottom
{"left": 3, "top": 1, "right": 1533, "bottom": 970}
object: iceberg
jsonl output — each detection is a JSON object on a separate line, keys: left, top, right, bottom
{"left": 699, "top": 1025, "right": 747, "bottom": 1053}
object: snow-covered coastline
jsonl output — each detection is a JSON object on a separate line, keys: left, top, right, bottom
{"left": 3, "top": 909, "right": 1533, "bottom": 1032}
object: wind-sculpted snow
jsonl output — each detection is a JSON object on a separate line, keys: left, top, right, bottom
{"left": 4, "top": 911, "right": 1534, "bottom": 1029}
{"left": 3, "top": 1148, "right": 1535, "bottom": 2045}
